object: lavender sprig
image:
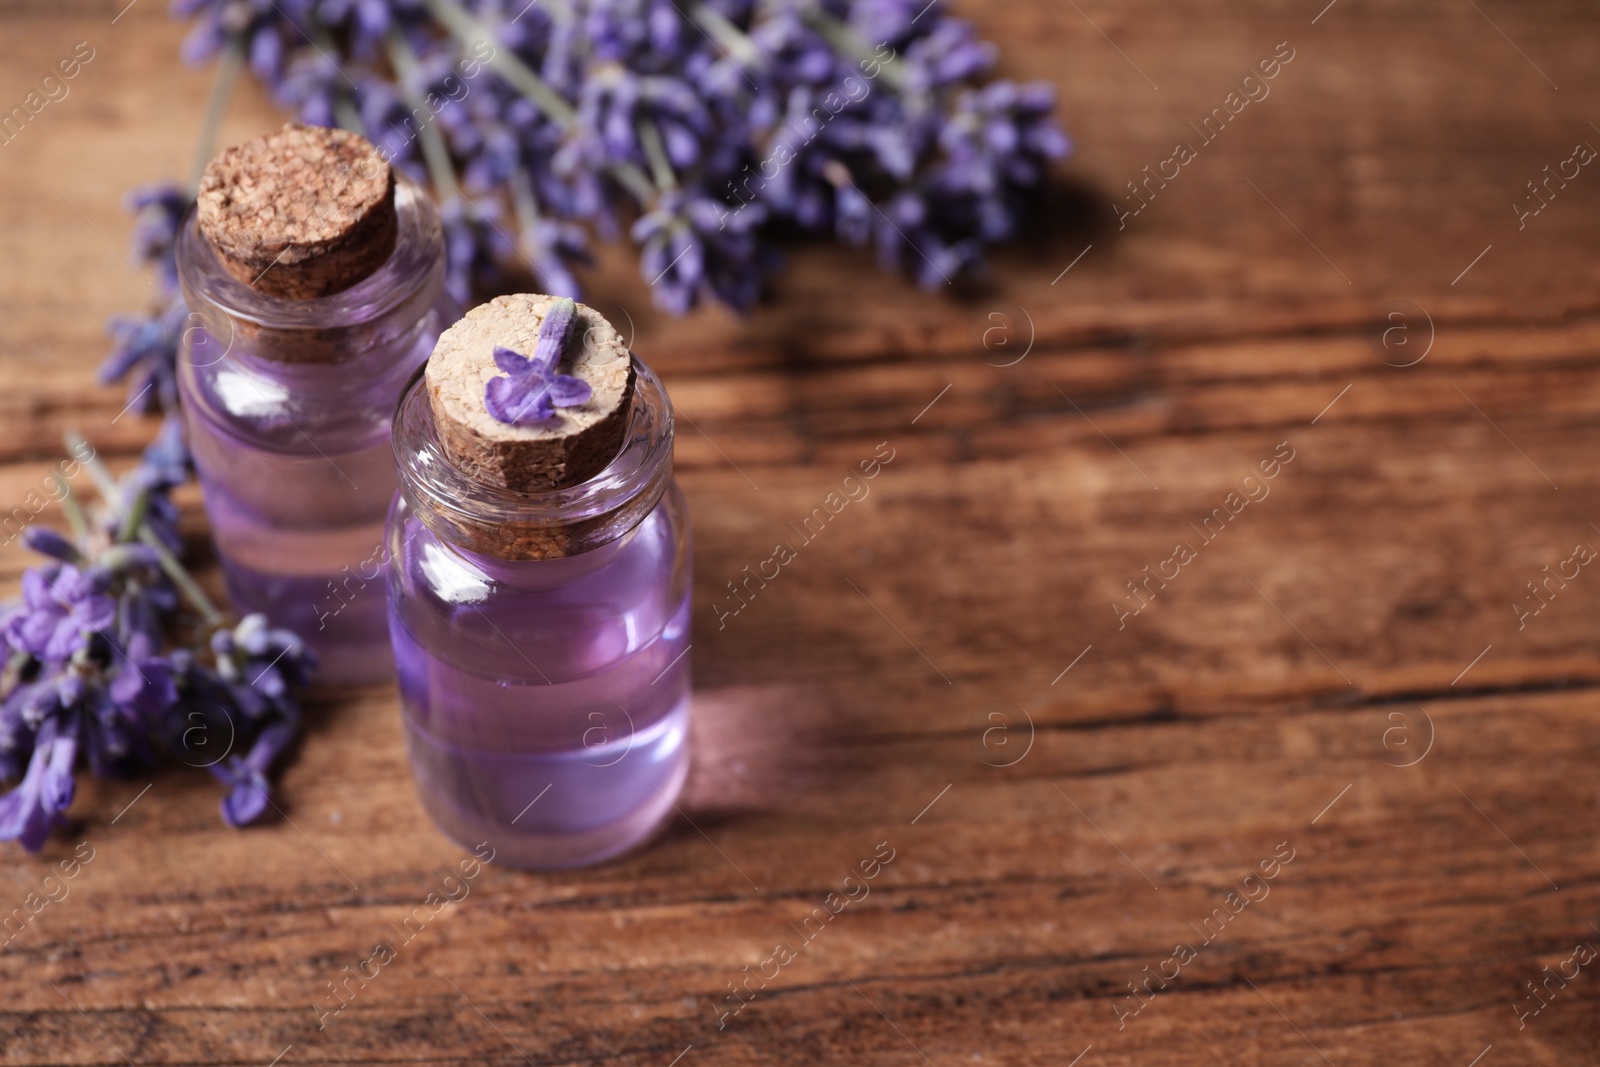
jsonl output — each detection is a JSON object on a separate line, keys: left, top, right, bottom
{"left": 0, "top": 426, "right": 316, "bottom": 850}
{"left": 484, "top": 297, "right": 592, "bottom": 425}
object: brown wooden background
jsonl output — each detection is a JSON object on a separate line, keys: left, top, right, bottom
{"left": 3, "top": 1, "right": 1600, "bottom": 1064}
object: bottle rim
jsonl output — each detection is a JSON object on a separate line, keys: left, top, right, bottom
{"left": 176, "top": 175, "right": 443, "bottom": 332}
{"left": 391, "top": 355, "right": 675, "bottom": 559}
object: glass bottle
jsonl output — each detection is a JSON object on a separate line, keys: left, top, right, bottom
{"left": 386, "top": 358, "right": 692, "bottom": 869}
{"left": 176, "top": 176, "right": 454, "bottom": 684}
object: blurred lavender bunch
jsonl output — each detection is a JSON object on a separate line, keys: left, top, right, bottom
{"left": 0, "top": 425, "right": 314, "bottom": 851}
{"left": 159, "top": 0, "right": 1067, "bottom": 314}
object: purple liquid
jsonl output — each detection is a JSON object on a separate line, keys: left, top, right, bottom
{"left": 183, "top": 356, "right": 426, "bottom": 685}
{"left": 175, "top": 178, "right": 451, "bottom": 685}
{"left": 386, "top": 485, "right": 692, "bottom": 868}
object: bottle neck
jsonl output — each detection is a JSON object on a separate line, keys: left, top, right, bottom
{"left": 176, "top": 176, "right": 445, "bottom": 379}
{"left": 393, "top": 357, "right": 676, "bottom": 562}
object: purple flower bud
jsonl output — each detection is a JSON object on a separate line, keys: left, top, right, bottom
{"left": 5, "top": 564, "right": 117, "bottom": 662}
{"left": 0, "top": 714, "right": 78, "bottom": 852}
{"left": 21, "top": 527, "right": 81, "bottom": 563}
{"left": 483, "top": 301, "right": 594, "bottom": 426}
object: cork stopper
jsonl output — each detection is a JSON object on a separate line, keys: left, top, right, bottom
{"left": 197, "top": 122, "right": 397, "bottom": 300}
{"left": 425, "top": 294, "right": 636, "bottom": 495}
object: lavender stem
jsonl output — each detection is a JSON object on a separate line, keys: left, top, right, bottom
{"left": 507, "top": 166, "right": 546, "bottom": 273}
{"left": 52, "top": 471, "right": 89, "bottom": 546}
{"left": 189, "top": 35, "right": 244, "bottom": 192}
{"left": 333, "top": 94, "right": 363, "bottom": 134}
{"left": 424, "top": 0, "right": 578, "bottom": 125}
{"left": 117, "top": 485, "right": 150, "bottom": 545}
{"left": 802, "top": 9, "right": 907, "bottom": 92}
{"left": 137, "top": 525, "right": 223, "bottom": 627}
{"left": 423, "top": 0, "right": 659, "bottom": 204}
{"left": 688, "top": 4, "right": 763, "bottom": 68}
{"left": 386, "top": 30, "right": 462, "bottom": 203}
{"left": 65, "top": 431, "right": 125, "bottom": 512}
{"left": 636, "top": 119, "right": 678, "bottom": 191}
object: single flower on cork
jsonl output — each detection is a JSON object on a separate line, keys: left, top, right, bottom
{"left": 484, "top": 297, "right": 593, "bottom": 426}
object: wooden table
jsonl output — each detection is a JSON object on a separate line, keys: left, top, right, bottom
{"left": 3, "top": 1, "right": 1599, "bottom": 1064}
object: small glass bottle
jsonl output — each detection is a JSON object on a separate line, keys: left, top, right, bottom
{"left": 386, "top": 298, "right": 691, "bottom": 869}
{"left": 176, "top": 124, "right": 454, "bottom": 684}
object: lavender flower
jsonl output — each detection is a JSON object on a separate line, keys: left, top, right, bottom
{"left": 440, "top": 197, "right": 518, "bottom": 307}
{"left": 276, "top": 48, "right": 349, "bottom": 126}
{"left": 101, "top": 302, "right": 188, "bottom": 417}
{"left": 162, "top": 650, "right": 240, "bottom": 763}
{"left": 93, "top": 640, "right": 173, "bottom": 775}
{"left": 483, "top": 298, "right": 593, "bottom": 425}
{"left": 210, "top": 718, "right": 296, "bottom": 826}
{"left": 842, "top": 0, "right": 931, "bottom": 48}
{"left": 134, "top": 414, "right": 194, "bottom": 492}
{"left": 0, "top": 713, "right": 78, "bottom": 852}
{"left": 13, "top": 156, "right": 314, "bottom": 851}
{"left": 632, "top": 190, "right": 767, "bottom": 312}
{"left": 126, "top": 182, "right": 192, "bottom": 292}
{"left": 521, "top": 215, "right": 590, "bottom": 299}
{"left": 358, "top": 76, "right": 430, "bottom": 175}
{"left": 211, "top": 614, "right": 316, "bottom": 719}
{"left": 171, "top": 0, "right": 314, "bottom": 79}
{"left": 315, "top": 0, "right": 416, "bottom": 61}
{"left": 899, "top": 16, "right": 997, "bottom": 93}
{"left": 20, "top": 528, "right": 82, "bottom": 564}
{"left": 100, "top": 177, "right": 193, "bottom": 414}
{"left": 0, "top": 430, "right": 312, "bottom": 851}
{"left": 0, "top": 687, "right": 30, "bottom": 784}
{"left": 5, "top": 565, "right": 116, "bottom": 663}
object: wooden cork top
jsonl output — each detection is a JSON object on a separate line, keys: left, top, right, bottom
{"left": 425, "top": 294, "right": 635, "bottom": 494}
{"left": 197, "top": 123, "right": 397, "bottom": 300}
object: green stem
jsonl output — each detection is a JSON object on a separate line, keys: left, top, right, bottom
{"left": 65, "top": 431, "right": 124, "bottom": 511}
{"left": 801, "top": 8, "right": 907, "bottom": 93}
{"left": 507, "top": 167, "right": 564, "bottom": 292}
{"left": 508, "top": 165, "right": 541, "bottom": 235}
{"left": 59, "top": 428, "right": 219, "bottom": 622}
{"left": 333, "top": 95, "right": 364, "bottom": 134}
{"left": 138, "top": 526, "right": 223, "bottom": 627}
{"left": 609, "top": 159, "right": 658, "bottom": 208}
{"left": 117, "top": 486, "right": 150, "bottom": 545}
{"left": 423, "top": 0, "right": 659, "bottom": 204}
{"left": 189, "top": 36, "right": 245, "bottom": 192}
{"left": 425, "top": 0, "right": 578, "bottom": 124}
{"left": 690, "top": 3, "right": 763, "bottom": 69}
{"left": 636, "top": 119, "right": 678, "bottom": 191}
{"left": 386, "top": 31, "right": 463, "bottom": 203}
{"left": 53, "top": 471, "right": 89, "bottom": 545}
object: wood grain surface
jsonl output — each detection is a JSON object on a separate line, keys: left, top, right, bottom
{"left": 3, "top": 1, "right": 1600, "bottom": 1065}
